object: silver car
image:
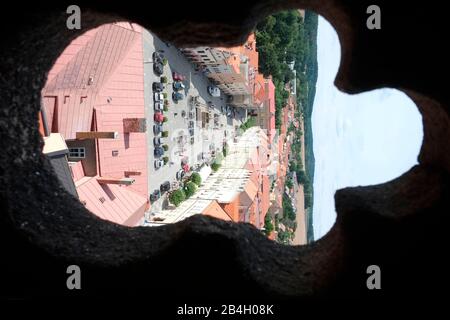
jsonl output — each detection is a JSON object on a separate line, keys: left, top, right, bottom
{"left": 154, "top": 159, "right": 164, "bottom": 169}
{"left": 154, "top": 101, "right": 163, "bottom": 111}
{"left": 154, "top": 92, "right": 164, "bottom": 102}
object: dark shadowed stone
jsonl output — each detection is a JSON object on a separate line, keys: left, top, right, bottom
{"left": 0, "top": 0, "right": 449, "bottom": 300}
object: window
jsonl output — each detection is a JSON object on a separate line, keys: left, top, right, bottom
{"left": 69, "top": 147, "right": 85, "bottom": 158}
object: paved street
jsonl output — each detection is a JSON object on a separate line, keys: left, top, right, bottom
{"left": 142, "top": 29, "right": 246, "bottom": 216}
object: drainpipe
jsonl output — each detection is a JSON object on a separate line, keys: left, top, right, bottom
{"left": 40, "top": 98, "right": 50, "bottom": 137}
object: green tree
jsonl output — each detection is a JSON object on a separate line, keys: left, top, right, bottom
{"left": 190, "top": 172, "right": 202, "bottom": 186}
{"left": 286, "top": 178, "right": 293, "bottom": 189}
{"left": 211, "top": 162, "right": 221, "bottom": 172}
{"left": 184, "top": 181, "right": 197, "bottom": 198}
{"left": 169, "top": 189, "right": 186, "bottom": 207}
{"left": 264, "top": 214, "right": 274, "bottom": 235}
{"left": 282, "top": 193, "right": 296, "bottom": 221}
{"left": 297, "top": 170, "right": 309, "bottom": 185}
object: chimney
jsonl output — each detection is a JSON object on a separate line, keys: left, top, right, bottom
{"left": 76, "top": 131, "right": 119, "bottom": 139}
{"left": 123, "top": 118, "right": 147, "bottom": 133}
{"left": 97, "top": 177, "right": 135, "bottom": 185}
{"left": 124, "top": 171, "right": 142, "bottom": 177}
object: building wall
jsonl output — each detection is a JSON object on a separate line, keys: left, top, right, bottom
{"left": 66, "top": 139, "right": 97, "bottom": 177}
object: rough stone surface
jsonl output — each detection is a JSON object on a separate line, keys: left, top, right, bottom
{"left": 0, "top": 0, "right": 449, "bottom": 300}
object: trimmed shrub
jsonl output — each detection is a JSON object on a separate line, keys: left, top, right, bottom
{"left": 286, "top": 178, "right": 293, "bottom": 189}
{"left": 163, "top": 116, "right": 168, "bottom": 123}
{"left": 162, "top": 131, "right": 169, "bottom": 138}
{"left": 184, "top": 181, "right": 197, "bottom": 198}
{"left": 169, "top": 189, "right": 186, "bottom": 207}
{"left": 163, "top": 156, "right": 169, "bottom": 164}
{"left": 211, "top": 162, "right": 221, "bottom": 172}
{"left": 163, "top": 92, "right": 168, "bottom": 99}
{"left": 162, "top": 58, "right": 168, "bottom": 66}
{"left": 160, "top": 76, "right": 167, "bottom": 83}
{"left": 190, "top": 172, "right": 202, "bottom": 186}
{"left": 264, "top": 214, "right": 274, "bottom": 235}
{"left": 162, "top": 144, "right": 169, "bottom": 151}
{"left": 223, "top": 146, "right": 229, "bottom": 157}
{"left": 163, "top": 105, "right": 169, "bottom": 112}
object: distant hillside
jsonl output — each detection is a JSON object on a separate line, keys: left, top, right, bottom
{"left": 302, "top": 11, "right": 318, "bottom": 243}
{"left": 256, "top": 9, "right": 318, "bottom": 243}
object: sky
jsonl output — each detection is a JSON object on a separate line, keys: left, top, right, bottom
{"left": 311, "top": 17, "right": 424, "bottom": 239}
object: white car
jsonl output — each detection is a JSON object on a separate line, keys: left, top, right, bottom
{"left": 154, "top": 159, "right": 164, "bottom": 169}
{"left": 207, "top": 86, "right": 220, "bottom": 97}
{"left": 154, "top": 92, "right": 164, "bottom": 101}
{"left": 154, "top": 101, "right": 163, "bottom": 111}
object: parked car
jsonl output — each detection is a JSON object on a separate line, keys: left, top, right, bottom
{"left": 153, "top": 62, "right": 164, "bottom": 76}
{"left": 153, "top": 137, "right": 161, "bottom": 146}
{"left": 176, "top": 169, "right": 185, "bottom": 180}
{"left": 207, "top": 86, "right": 220, "bottom": 97}
{"left": 154, "top": 92, "right": 164, "bottom": 102}
{"left": 154, "top": 159, "right": 164, "bottom": 169}
{"left": 154, "top": 112, "right": 164, "bottom": 123}
{"left": 152, "top": 82, "right": 164, "bottom": 92}
{"left": 172, "top": 71, "right": 186, "bottom": 81}
{"left": 149, "top": 189, "right": 161, "bottom": 203}
{"left": 160, "top": 181, "right": 171, "bottom": 192}
{"left": 154, "top": 101, "right": 163, "bottom": 111}
{"left": 153, "top": 124, "right": 163, "bottom": 135}
{"left": 173, "top": 81, "right": 185, "bottom": 91}
{"left": 154, "top": 146, "right": 164, "bottom": 157}
{"left": 172, "top": 92, "right": 184, "bottom": 102}
{"left": 153, "top": 51, "right": 164, "bottom": 63}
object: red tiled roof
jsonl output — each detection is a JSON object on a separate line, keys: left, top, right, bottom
{"left": 42, "top": 22, "right": 148, "bottom": 224}
{"left": 220, "top": 197, "right": 240, "bottom": 222}
{"left": 267, "top": 78, "right": 276, "bottom": 142}
{"left": 253, "top": 73, "right": 266, "bottom": 106}
{"left": 76, "top": 176, "right": 146, "bottom": 226}
{"left": 42, "top": 23, "right": 142, "bottom": 140}
{"left": 260, "top": 174, "right": 270, "bottom": 220}
{"left": 69, "top": 161, "right": 85, "bottom": 182}
{"left": 268, "top": 230, "right": 277, "bottom": 240}
{"left": 203, "top": 200, "right": 233, "bottom": 221}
